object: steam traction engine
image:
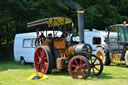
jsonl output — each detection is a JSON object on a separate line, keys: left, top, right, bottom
{"left": 27, "top": 10, "right": 103, "bottom": 79}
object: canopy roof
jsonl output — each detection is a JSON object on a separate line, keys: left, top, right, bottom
{"left": 27, "top": 17, "right": 72, "bottom": 28}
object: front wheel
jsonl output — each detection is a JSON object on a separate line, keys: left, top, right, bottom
{"left": 68, "top": 56, "right": 91, "bottom": 79}
{"left": 89, "top": 54, "right": 103, "bottom": 76}
{"left": 96, "top": 47, "right": 111, "bottom": 65}
{"left": 125, "top": 51, "right": 128, "bottom": 65}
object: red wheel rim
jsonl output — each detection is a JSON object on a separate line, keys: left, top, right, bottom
{"left": 69, "top": 57, "right": 89, "bottom": 79}
{"left": 34, "top": 47, "right": 48, "bottom": 74}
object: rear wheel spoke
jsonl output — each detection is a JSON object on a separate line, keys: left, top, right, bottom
{"left": 79, "top": 70, "right": 84, "bottom": 78}
{"left": 72, "top": 64, "right": 77, "bottom": 68}
{"left": 40, "top": 63, "right": 44, "bottom": 70}
{"left": 36, "top": 55, "right": 41, "bottom": 64}
{"left": 45, "top": 62, "right": 48, "bottom": 68}
{"left": 42, "top": 50, "right": 45, "bottom": 58}
{"left": 75, "top": 59, "right": 79, "bottom": 66}
{"left": 44, "top": 57, "right": 47, "bottom": 60}
{"left": 76, "top": 70, "right": 79, "bottom": 78}
{"left": 72, "top": 68, "right": 77, "bottom": 72}
{"left": 36, "top": 63, "right": 40, "bottom": 70}
{"left": 37, "top": 52, "right": 40, "bottom": 58}
{"left": 39, "top": 50, "right": 43, "bottom": 57}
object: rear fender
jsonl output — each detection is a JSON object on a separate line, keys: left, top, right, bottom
{"left": 96, "top": 44, "right": 108, "bottom": 54}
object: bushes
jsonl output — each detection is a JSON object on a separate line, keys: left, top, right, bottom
{"left": 0, "top": 47, "right": 13, "bottom": 61}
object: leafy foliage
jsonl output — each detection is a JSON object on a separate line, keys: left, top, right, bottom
{"left": 0, "top": 0, "right": 128, "bottom": 60}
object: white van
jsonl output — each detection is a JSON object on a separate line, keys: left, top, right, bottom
{"left": 14, "top": 32, "right": 36, "bottom": 64}
{"left": 84, "top": 30, "right": 107, "bottom": 54}
{"left": 14, "top": 31, "right": 62, "bottom": 64}
{"left": 73, "top": 29, "right": 107, "bottom": 54}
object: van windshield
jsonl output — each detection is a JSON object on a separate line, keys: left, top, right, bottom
{"left": 118, "top": 26, "right": 128, "bottom": 42}
{"left": 118, "top": 26, "right": 125, "bottom": 42}
{"left": 125, "top": 26, "right": 128, "bottom": 41}
{"left": 109, "top": 26, "right": 118, "bottom": 42}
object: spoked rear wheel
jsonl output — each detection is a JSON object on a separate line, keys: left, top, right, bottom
{"left": 68, "top": 56, "right": 91, "bottom": 79}
{"left": 34, "top": 46, "right": 53, "bottom": 74}
{"left": 89, "top": 54, "right": 103, "bottom": 76}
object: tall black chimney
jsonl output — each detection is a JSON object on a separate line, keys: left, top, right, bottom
{"left": 77, "top": 9, "right": 85, "bottom": 43}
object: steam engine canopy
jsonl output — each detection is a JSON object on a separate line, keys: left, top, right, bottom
{"left": 73, "top": 43, "right": 92, "bottom": 57}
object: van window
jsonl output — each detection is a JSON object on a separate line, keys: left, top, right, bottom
{"left": 93, "top": 37, "right": 101, "bottom": 44}
{"left": 32, "top": 38, "right": 36, "bottom": 48}
{"left": 109, "top": 26, "right": 118, "bottom": 42}
{"left": 23, "top": 39, "right": 32, "bottom": 48}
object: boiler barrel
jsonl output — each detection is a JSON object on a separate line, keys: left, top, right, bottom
{"left": 73, "top": 43, "right": 92, "bottom": 57}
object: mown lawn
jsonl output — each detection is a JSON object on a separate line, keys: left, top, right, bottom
{"left": 0, "top": 61, "right": 128, "bottom": 85}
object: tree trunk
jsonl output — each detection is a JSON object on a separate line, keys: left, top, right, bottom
{"left": 6, "top": 24, "right": 10, "bottom": 60}
{"left": 0, "top": 34, "right": 1, "bottom": 48}
{"left": 6, "top": 24, "right": 10, "bottom": 49}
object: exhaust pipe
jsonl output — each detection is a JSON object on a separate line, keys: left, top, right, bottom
{"left": 77, "top": 9, "right": 85, "bottom": 43}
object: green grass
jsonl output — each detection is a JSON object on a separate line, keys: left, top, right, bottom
{"left": 0, "top": 61, "right": 128, "bottom": 85}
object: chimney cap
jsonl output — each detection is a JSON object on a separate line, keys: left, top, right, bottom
{"left": 77, "top": 8, "right": 84, "bottom": 13}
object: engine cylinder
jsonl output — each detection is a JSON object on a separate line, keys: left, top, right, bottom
{"left": 73, "top": 43, "right": 92, "bottom": 57}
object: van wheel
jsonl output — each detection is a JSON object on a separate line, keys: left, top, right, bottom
{"left": 125, "top": 51, "right": 128, "bottom": 65}
{"left": 20, "top": 57, "right": 25, "bottom": 65}
{"left": 96, "top": 47, "right": 111, "bottom": 65}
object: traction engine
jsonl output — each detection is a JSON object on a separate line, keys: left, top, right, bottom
{"left": 27, "top": 9, "right": 103, "bottom": 79}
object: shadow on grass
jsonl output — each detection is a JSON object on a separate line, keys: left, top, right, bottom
{"left": 90, "top": 73, "right": 112, "bottom": 79}
{"left": 49, "top": 70, "right": 128, "bottom": 80}
{"left": 109, "top": 62, "right": 128, "bottom": 68}
{"left": 0, "top": 60, "right": 34, "bottom": 72}
{"left": 51, "top": 71, "right": 114, "bottom": 79}
{"left": 48, "top": 69, "right": 70, "bottom": 76}
{"left": 89, "top": 71, "right": 128, "bottom": 80}
{"left": 49, "top": 69, "right": 113, "bottom": 79}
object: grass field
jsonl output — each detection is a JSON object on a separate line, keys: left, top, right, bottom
{"left": 0, "top": 61, "right": 128, "bottom": 85}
